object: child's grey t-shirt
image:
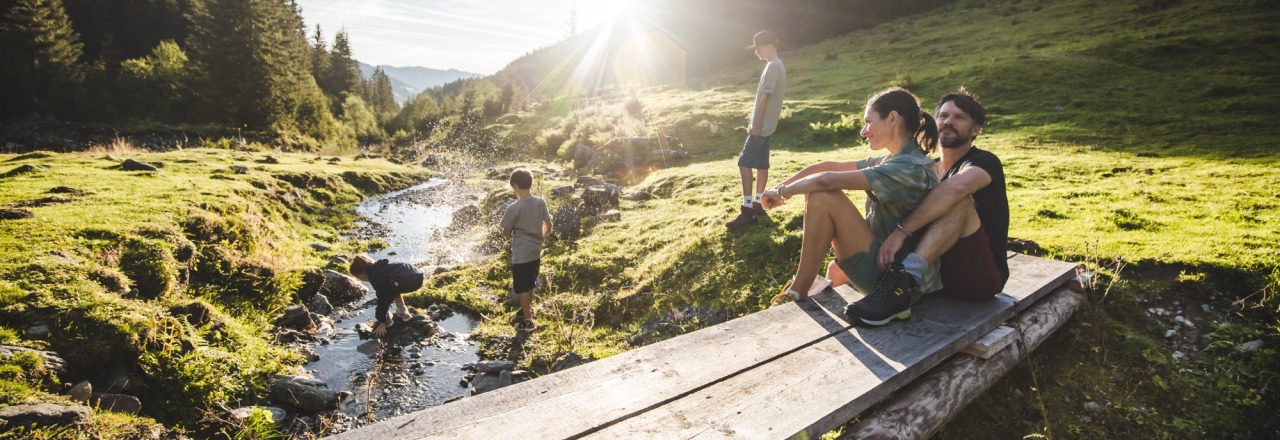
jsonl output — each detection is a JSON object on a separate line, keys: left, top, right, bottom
{"left": 499, "top": 196, "right": 551, "bottom": 264}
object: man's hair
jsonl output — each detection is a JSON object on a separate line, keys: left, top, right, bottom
{"left": 510, "top": 169, "right": 533, "bottom": 190}
{"left": 936, "top": 87, "right": 986, "bottom": 127}
{"left": 349, "top": 254, "right": 375, "bottom": 277}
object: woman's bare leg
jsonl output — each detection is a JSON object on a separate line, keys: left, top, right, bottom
{"left": 789, "top": 190, "right": 874, "bottom": 298}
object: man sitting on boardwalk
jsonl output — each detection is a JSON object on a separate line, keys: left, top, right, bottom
{"left": 840, "top": 89, "right": 1009, "bottom": 325}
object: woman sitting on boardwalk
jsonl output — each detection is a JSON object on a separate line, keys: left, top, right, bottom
{"left": 759, "top": 87, "right": 942, "bottom": 326}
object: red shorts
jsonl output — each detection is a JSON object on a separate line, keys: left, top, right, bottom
{"left": 935, "top": 227, "right": 1003, "bottom": 301}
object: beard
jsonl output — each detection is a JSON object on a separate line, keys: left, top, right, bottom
{"left": 940, "top": 128, "right": 972, "bottom": 149}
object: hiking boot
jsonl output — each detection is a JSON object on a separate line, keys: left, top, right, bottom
{"left": 725, "top": 205, "right": 758, "bottom": 231}
{"left": 845, "top": 263, "right": 917, "bottom": 327}
{"left": 751, "top": 201, "right": 767, "bottom": 216}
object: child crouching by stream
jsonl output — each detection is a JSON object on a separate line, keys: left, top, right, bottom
{"left": 500, "top": 169, "right": 553, "bottom": 333}
{"left": 349, "top": 255, "right": 424, "bottom": 337}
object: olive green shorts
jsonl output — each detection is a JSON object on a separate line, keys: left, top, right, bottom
{"left": 836, "top": 250, "right": 881, "bottom": 296}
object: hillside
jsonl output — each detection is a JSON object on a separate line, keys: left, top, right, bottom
{"left": 424, "top": 0, "right": 1279, "bottom": 438}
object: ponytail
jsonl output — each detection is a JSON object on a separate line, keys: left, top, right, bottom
{"left": 917, "top": 111, "right": 938, "bottom": 154}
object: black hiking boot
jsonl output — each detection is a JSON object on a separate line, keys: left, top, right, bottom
{"left": 845, "top": 263, "right": 917, "bottom": 326}
{"left": 751, "top": 201, "right": 767, "bottom": 217}
{"left": 725, "top": 205, "right": 758, "bottom": 231}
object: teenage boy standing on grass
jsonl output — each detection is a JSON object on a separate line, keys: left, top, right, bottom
{"left": 726, "top": 30, "right": 787, "bottom": 231}
{"left": 500, "top": 169, "right": 552, "bottom": 332}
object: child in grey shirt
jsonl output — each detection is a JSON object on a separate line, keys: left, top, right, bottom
{"left": 499, "top": 169, "right": 552, "bottom": 332}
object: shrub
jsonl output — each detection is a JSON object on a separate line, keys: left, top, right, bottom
{"left": 119, "top": 236, "right": 180, "bottom": 299}
{"left": 806, "top": 114, "right": 862, "bottom": 145}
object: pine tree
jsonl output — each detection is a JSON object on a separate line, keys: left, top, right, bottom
{"left": 309, "top": 24, "right": 329, "bottom": 85}
{"left": 321, "top": 29, "right": 360, "bottom": 99}
{"left": 0, "top": 0, "right": 86, "bottom": 118}
{"left": 187, "top": 0, "right": 338, "bottom": 145}
{"left": 365, "top": 67, "right": 398, "bottom": 115}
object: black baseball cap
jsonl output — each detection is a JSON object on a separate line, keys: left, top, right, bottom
{"left": 747, "top": 30, "right": 778, "bottom": 50}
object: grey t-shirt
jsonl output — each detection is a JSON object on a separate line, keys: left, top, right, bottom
{"left": 500, "top": 196, "right": 551, "bottom": 264}
{"left": 750, "top": 57, "right": 786, "bottom": 137}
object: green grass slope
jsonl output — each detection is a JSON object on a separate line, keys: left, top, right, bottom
{"left": 428, "top": 0, "right": 1279, "bottom": 437}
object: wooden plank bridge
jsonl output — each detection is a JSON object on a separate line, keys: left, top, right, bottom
{"left": 332, "top": 253, "right": 1081, "bottom": 439}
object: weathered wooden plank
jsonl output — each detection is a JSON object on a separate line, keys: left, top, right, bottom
{"left": 1000, "top": 254, "right": 1078, "bottom": 312}
{"left": 584, "top": 294, "right": 1016, "bottom": 439}
{"left": 844, "top": 287, "right": 1084, "bottom": 439}
{"left": 961, "top": 325, "right": 1016, "bottom": 359}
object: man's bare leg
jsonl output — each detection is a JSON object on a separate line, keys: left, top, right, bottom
{"left": 789, "top": 190, "right": 873, "bottom": 297}
{"left": 913, "top": 199, "right": 981, "bottom": 263}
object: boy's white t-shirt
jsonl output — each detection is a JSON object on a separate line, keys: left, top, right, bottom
{"left": 500, "top": 196, "right": 551, "bottom": 264}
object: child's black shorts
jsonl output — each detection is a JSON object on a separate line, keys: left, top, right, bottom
{"left": 511, "top": 259, "right": 540, "bottom": 294}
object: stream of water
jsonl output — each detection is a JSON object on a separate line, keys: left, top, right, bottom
{"left": 304, "top": 178, "right": 487, "bottom": 428}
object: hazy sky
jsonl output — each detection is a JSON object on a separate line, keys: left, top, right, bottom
{"left": 295, "top": 0, "right": 630, "bottom": 74}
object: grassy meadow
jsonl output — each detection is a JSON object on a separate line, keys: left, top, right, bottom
{"left": 0, "top": 145, "right": 425, "bottom": 436}
{"left": 423, "top": 0, "right": 1280, "bottom": 438}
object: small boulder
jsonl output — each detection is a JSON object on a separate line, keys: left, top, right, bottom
{"left": 24, "top": 323, "right": 51, "bottom": 339}
{"left": 307, "top": 294, "right": 334, "bottom": 316}
{"left": 310, "top": 243, "right": 332, "bottom": 252}
{"left": 470, "top": 374, "right": 501, "bottom": 394}
{"left": 464, "top": 360, "right": 515, "bottom": 374}
{"left": 89, "top": 393, "right": 142, "bottom": 414}
{"left": 581, "top": 184, "right": 621, "bottom": 213}
{"left": 275, "top": 305, "right": 315, "bottom": 331}
{"left": 68, "top": 380, "right": 92, "bottom": 402}
{"left": 268, "top": 374, "right": 346, "bottom": 413}
{"left": 121, "top": 159, "right": 158, "bottom": 172}
{"left": 355, "top": 323, "right": 374, "bottom": 340}
{"left": 550, "top": 185, "right": 575, "bottom": 198}
{"left": 0, "top": 403, "right": 92, "bottom": 430}
{"left": 230, "top": 165, "right": 249, "bottom": 174}
{"left": 319, "top": 270, "right": 367, "bottom": 305}
{"left": 599, "top": 209, "right": 621, "bottom": 223}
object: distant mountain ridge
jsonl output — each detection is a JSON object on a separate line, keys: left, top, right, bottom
{"left": 357, "top": 62, "right": 483, "bottom": 104}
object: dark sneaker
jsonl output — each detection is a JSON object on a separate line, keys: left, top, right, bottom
{"left": 751, "top": 201, "right": 767, "bottom": 216}
{"left": 725, "top": 205, "right": 758, "bottom": 230}
{"left": 516, "top": 320, "right": 539, "bottom": 333}
{"left": 845, "top": 263, "right": 917, "bottom": 326}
